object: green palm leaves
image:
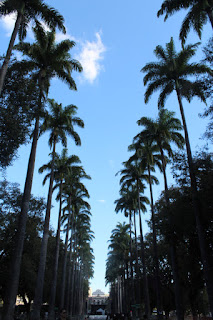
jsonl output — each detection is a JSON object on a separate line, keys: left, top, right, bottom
{"left": 0, "top": 0, "right": 66, "bottom": 94}
{"left": 14, "top": 24, "right": 82, "bottom": 96}
{"left": 142, "top": 38, "right": 210, "bottom": 108}
{"left": 40, "top": 99, "right": 84, "bottom": 148}
{"left": 111, "top": 104, "right": 185, "bottom": 318}
{"left": 0, "top": 0, "right": 65, "bottom": 38}
{"left": 157, "top": 0, "right": 213, "bottom": 45}
{"left": 141, "top": 36, "right": 213, "bottom": 319}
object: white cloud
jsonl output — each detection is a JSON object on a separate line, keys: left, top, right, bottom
{"left": 55, "top": 32, "right": 76, "bottom": 43}
{"left": 0, "top": 15, "right": 74, "bottom": 43}
{"left": 77, "top": 31, "right": 106, "bottom": 84}
{"left": 0, "top": 15, "right": 106, "bottom": 84}
{"left": 1, "top": 13, "right": 17, "bottom": 36}
{"left": 97, "top": 200, "right": 106, "bottom": 203}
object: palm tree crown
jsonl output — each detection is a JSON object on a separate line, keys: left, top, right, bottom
{"left": 0, "top": 0, "right": 65, "bottom": 40}
{"left": 157, "top": 0, "right": 213, "bottom": 45}
{"left": 40, "top": 99, "right": 84, "bottom": 148}
{"left": 142, "top": 37, "right": 210, "bottom": 108}
{"left": 14, "top": 24, "right": 82, "bottom": 96}
{"left": 137, "top": 109, "right": 184, "bottom": 159}
{"left": 0, "top": 0, "right": 66, "bottom": 94}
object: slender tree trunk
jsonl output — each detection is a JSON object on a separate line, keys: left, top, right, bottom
{"left": 129, "top": 212, "right": 136, "bottom": 310}
{"left": 78, "top": 264, "right": 83, "bottom": 315}
{"left": 65, "top": 203, "right": 74, "bottom": 312}
{"left": 67, "top": 210, "right": 75, "bottom": 315}
{"left": 48, "top": 181, "right": 63, "bottom": 320}
{"left": 72, "top": 259, "right": 78, "bottom": 316}
{"left": 31, "top": 141, "right": 57, "bottom": 320}
{"left": 70, "top": 233, "right": 77, "bottom": 316}
{"left": 159, "top": 143, "right": 184, "bottom": 320}
{"left": 70, "top": 259, "right": 75, "bottom": 316}
{"left": 65, "top": 247, "right": 72, "bottom": 311}
{"left": 123, "top": 270, "right": 127, "bottom": 314}
{"left": 2, "top": 115, "right": 40, "bottom": 320}
{"left": 176, "top": 84, "right": 213, "bottom": 316}
{"left": 133, "top": 210, "right": 141, "bottom": 315}
{"left": 0, "top": 11, "right": 23, "bottom": 95}
{"left": 137, "top": 181, "right": 150, "bottom": 318}
{"left": 147, "top": 166, "right": 162, "bottom": 320}
{"left": 125, "top": 262, "right": 130, "bottom": 314}
{"left": 60, "top": 198, "right": 71, "bottom": 310}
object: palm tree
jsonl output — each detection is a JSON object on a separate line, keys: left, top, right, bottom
{"left": 72, "top": 210, "right": 94, "bottom": 316}
{"left": 116, "top": 162, "right": 151, "bottom": 318}
{"left": 0, "top": 0, "right": 65, "bottom": 94}
{"left": 32, "top": 99, "right": 84, "bottom": 320}
{"left": 142, "top": 37, "right": 213, "bottom": 316}
{"left": 107, "top": 222, "right": 131, "bottom": 314}
{"left": 60, "top": 168, "right": 91, "bottom": 312}
{"left": 2, "top": 25, "right": 82, "bottom": 320}
{"left": 37, "top": 149, "right": 81, "bottom": 320}
{"left": 157, "top": 0, "right": 213, "bottom": 45}
{"left": 65, "top": 192, "right": 91, "bottom": 315}
{"left": 127, "top": 142, "right": 161, "bottom": 319}
{"left": 137, "top": 109, "right": 185, "bottom": 320}
{"left": 115, "top": 187, "right": 138, "bottom": 313}
{"left": 137, "top": 109, "right": 184, "bottom": 188}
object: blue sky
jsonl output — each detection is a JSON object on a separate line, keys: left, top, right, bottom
{"left": 0, "top": 0, "right": 212, "bottom": 294}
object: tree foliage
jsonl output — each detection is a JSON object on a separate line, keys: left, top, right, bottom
{"left": 0, "top": 58, "right": 39, "bottom": 168}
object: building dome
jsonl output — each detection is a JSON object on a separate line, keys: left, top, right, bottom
{"left": 92, "top": 289, "right": 105, "bottom": 296}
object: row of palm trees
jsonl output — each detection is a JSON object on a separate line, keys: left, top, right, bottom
{"left": 107, "top": 0, "right": 213, "bottom": 319}
{"left": 111, "top": 109, "right": 185, "bottom": 319}
{"left": 38, "top": 145, "right": 94, "bottom": 320}
{"left": 0, "top": 2, "right": 94, "bottom": 320}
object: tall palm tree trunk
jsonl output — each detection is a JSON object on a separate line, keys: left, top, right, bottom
{"left": 65, "top": 246, "right": 72, "bottom": 311}
{"left": 72, "top": 259, "right": 78, "bottom": 316}
{"left": 129, "top": 212, "right": 136, "bottom": 310}
{"left": 0, "top": 10, "right": 23, "bottom": 95}
{"left": 70, "top": 234, "right": 77, "bottom": 316}
{"left": 133, "top": 210, "right": 141, "bottom": 314}
{"left": 60, "top": 197, "right": 71, "bottom": 309}
{"left": 69, "top": 258, "right": 75, "bottom": 316}
{"left": 31, "top": 141, "right": 56, "bottom": 320}
{"left": 66, "top": 230, "right": 75, "bottom": 313}
{"left": 137, "top": 182, "right": 150, "bottom": 318}
{"left": 2, "top": 114, "right": 40, "bottom": 320}
{"left": 176, "top": 84, "right": 213, "bottom": 316}
{"left": 65, "top": 205, "right": 74, "bottom": 312}
{"left": 159, "top": 144, "right": 184, "bottom": 320}
{"left": 48, "top": 182, "right": 63, "bottom": 320}
{"left": 78, "top": 264, "right": 83, "bottom": 315}
{"left": 123, "top": 270, "right": 127, "bottom": 314}
{"left": 147, "top": 166, "right": 162, "bottom": 320}
{"left": 125, "top": 262, "right": 130, "bottom": 313}
{"left": 67, "top": 214, "right": 76, "bottom": 315}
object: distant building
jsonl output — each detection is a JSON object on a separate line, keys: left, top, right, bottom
{"left": 87, "top": 289, "right": 109, "bottom": 314}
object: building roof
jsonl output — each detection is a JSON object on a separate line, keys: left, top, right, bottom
{"left": 92, "top": 289, "right": 105, "bottom": 296}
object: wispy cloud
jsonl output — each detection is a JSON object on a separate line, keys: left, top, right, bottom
{"left": 0, "top": 16, "right": 74, "bottom": 42}
{"left": 97, "top": 200, "right": 106, "bottom": 203}
{"left": 38, "top": 22, "right": 76, "bottom": 42}
{"left": 76, "top": 31, "right": 106, "bottom": 84}
{"left": 0, "top": 15, "right": 106, "bottom": 83}
{"left": 1, "top": 13, "right": 17, "bottom": 36}
{"left": 55, "top": 31, "right": 76, "bottom": 42}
